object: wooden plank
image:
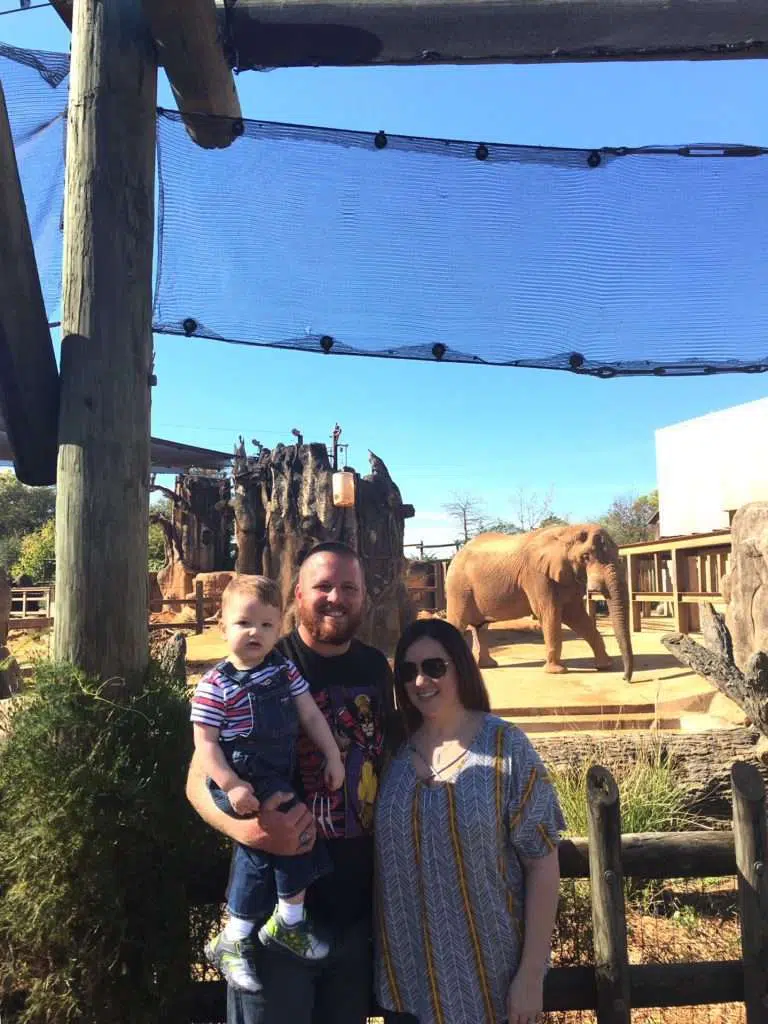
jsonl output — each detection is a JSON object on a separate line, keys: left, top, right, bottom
{"left": 143, "top": 0, "right": 242, "bottom": 149}
{"left": 587, "top": 765, "right": 631, "bottom": 1023}
{"left": 731, "top": 762, "right": 768, "bottom": 1023}
{"left": 560, "top": 831, "right": 736, "bottom": 880}
{"left": 621, "top": 532, "right": 731, "bottom": 556}
{"left": 54, "top": 0, "right": 157, "bottom": 690}
{"left": 224, "top": 0, "right": 768, "bottom": 67}
{"left": 0, "top": 81, "right": 60, "bottom": 487}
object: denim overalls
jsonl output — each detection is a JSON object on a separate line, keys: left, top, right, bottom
{"left": 208, "top": 657, "right": 332, "bottom": 922}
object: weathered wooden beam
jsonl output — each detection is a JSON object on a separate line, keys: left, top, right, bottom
{"left": 731, "top": 762, "right": 768, "bottom": 1023}
{"left": 663, "top": 609, "right": 768, "bottom": 740}
{"left": 0, "top": 81, "right": 59, "bottom": 487}
{"left": 55, "top": 0, "right": 156, "bottom": 688}
{"left": 587, "top": 765, "right": 631, "bottom": 1024}
{"left": 49, "top": 0, "right": 73, "bottom": 28}
{"left": 222, "top": 0, "right": 768, "bottom": 68}
{"left": 535, "top": 727, "right": 768, "bottom": 820}
{"left": 143, "top": 0, "right": 242, "bottom": 149}
{"left": 560, "top": 831, "right": 736, "bottom": 880}
{"left": 189, "top": 961, "right": 744, "bottom": 1020}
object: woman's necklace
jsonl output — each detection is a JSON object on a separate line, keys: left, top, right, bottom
{"left": 409, "top": 742, "right": 470, "bottom": 780}
{"left": 409, "top": 712, "right": 481, "bottom": 781}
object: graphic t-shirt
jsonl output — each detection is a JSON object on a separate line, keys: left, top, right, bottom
{"left": 276, "top": 629, "right": 395, "bottom": 928}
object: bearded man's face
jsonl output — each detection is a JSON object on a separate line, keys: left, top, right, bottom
{"left": 295, "top": 552, "right": 365, "bottom": 646}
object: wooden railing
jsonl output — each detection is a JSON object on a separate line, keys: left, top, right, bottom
{"left": 187, "top": 761, "right": 767, "bottom": 1022}
{"left": 9, "top": 585, "right": 54, "bottom": 628}
{"left": 149, "top": 580, "right": 205, "bottom": 635}
{"left": 615, "top": 531, "right": 732, "bottom": 634}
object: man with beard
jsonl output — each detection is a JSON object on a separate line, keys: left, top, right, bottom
{"left": 186, "top": 542, "right": 399, "bottom": 1024}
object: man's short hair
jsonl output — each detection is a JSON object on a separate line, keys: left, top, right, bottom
{"left": 221, "top": 574, "right": 282, "bottom": 616}
{"left": 299, "top": 541, "right": 362, "bottom": 567}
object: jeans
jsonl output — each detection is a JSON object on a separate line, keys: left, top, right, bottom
{"left": 213, "top": 787, "right": 332, "bottom": 918}
{"left": 226, "top": 916, "right": 375, "bottom": 1024}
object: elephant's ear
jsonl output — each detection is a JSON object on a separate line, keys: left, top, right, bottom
{"left": 533, "top": 537, "right": 577, "bottom": 586}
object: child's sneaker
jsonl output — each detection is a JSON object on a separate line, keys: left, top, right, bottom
{"left": 257, "top": 908, "right": 330, "bottom": 961}
{"left": 205, "top": 931, "right": 261, "bottom": 993}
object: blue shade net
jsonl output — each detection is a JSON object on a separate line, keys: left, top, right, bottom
{"left": 1, "top": 44, "right": 68, "bottom": 327}
{"left": 4, "top": 44, "right": 768, "bottom": 377}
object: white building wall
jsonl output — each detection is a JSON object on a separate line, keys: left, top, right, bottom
{"left": 656, "top": 397, "right": 768, "bottom": 537}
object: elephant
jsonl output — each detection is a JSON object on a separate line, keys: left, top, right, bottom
{"left": 445, "top": 524, "right": 633, "bottom": 680}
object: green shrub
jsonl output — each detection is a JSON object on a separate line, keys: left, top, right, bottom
{"left": 0, "top": 661, "right": 223, "bottom": 1023}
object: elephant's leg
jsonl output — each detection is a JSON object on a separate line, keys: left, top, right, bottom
{"left": 531, "top": 595, "right": 567, "bottom": 674}
{"left": 561, "top": 599, "right": 612, "bottom": 671}
{"left": 470, "top": 621, "right": 498, "bottom": 669}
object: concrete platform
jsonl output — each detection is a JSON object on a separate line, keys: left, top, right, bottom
{"left": 481, "top": 619, "right": 744, "bottom": 735}
{"left": 185, "top": 617, "right": 745, "bottom": 736}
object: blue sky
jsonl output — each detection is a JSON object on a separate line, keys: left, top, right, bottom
{"left": 3, "top": 5, "right": 768, "bottom": 547}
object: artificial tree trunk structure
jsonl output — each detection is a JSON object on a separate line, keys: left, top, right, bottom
{"left": 231, "top": 442, "right": 414, "bottom": 654}
{"left": 660, "top": 502, "right": 768, "bottom": 773}
{"left": 153, "top": 473, "right": 232, "bottom": 606}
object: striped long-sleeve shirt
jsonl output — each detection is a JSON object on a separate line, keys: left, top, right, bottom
{"left": 190, "top": 652, "right": 308, "bottom": 741}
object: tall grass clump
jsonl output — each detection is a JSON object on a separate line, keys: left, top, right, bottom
{"left": 550, "top": 735, "right": 708, "bottom": 969}
{"left": 550, "top": 734, "right": 700, "bottom": 837}
{"left": 0, "top": 660, "right": 223, "bottom": 1023}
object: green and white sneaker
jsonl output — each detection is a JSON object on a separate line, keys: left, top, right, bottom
{"left": 204, "top": 931, "right": 261, "bottom": 993}
{"left": 257, "top": 909, "right": 330, "bottom": 961}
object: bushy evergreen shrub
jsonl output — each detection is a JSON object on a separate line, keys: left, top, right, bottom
{"left": 0, "top": 661, "right": 223, "bottom": 1023}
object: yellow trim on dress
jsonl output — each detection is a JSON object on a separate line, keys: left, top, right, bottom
{"left": 446, "top": 784, "right": 496, "bottom": 1024}
{"left": 413, "top": 789, "right": 445, "bottom": 1024}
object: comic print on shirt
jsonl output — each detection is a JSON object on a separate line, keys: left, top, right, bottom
{"left": 296, "top": 683, "right": 384, "bottom": 840}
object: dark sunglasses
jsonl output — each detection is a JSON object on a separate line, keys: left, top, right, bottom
{"left": 398, "top": 657, "right": 450, "bottom": 684}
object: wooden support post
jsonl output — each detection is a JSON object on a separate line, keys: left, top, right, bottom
{"left": 672, "top": 548, "right": 690, "bottom": 634}
{"left": 195, "top": 579, "right": 205, "bottom": 635}
{"left": 143, "top": 0, "right": 242, "bottom": 149}
{"left": 731, "top": 762, "right": 768, "bottom": 1023}
{"left": 587, "top": 765, "right": 631, "bottom": 1024}
{"left": 0, "top": 81, "right": 60, "bottom": 486}
{"left": 54, "top": 0, "right": 157, "bottom": 689}
{"left": 626, "top": 553, "right": 641, "bottom": 633}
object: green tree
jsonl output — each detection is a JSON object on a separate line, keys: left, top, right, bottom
{"left": 148, "top": 521, "right": 167, "bottom": 571}
{"left": 598, "top": 491, "right": 659, "bottom": 545}
{"left": 0, "top": 473, "right": 56, "bottom": 540}
{"left": 482, "top": 519, "right": 522, "bottom": 535}
{"left": 148, "top": 497, "right": 173, "bottom": 571}
{"left": 11, "top": 519, "right": 56, "bottom": 584}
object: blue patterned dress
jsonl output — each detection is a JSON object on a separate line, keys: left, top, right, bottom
{"left": 375, "top": 714, "right": 565, "bottom": 1024}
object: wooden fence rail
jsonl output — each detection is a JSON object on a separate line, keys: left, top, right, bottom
{"left": 148, "top": 580, "right": 205, "bottom": 634}
{"left": 186, "top": 761, "right": 766, "bottom": 1022}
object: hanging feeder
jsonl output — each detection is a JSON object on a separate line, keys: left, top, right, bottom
{"left": 332, "top": 469, "right": 356, "bottom": 508}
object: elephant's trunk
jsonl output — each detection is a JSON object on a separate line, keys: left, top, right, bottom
{"left": 598, "top": 563, "right": 633, "bottom": 681}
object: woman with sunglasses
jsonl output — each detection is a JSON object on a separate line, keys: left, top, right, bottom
{"left": 375, "top": 617, "right": 564, "bottom": 1024}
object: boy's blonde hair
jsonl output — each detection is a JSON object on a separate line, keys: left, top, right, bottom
{"left": 221, "top": 574, "right": 283, "bottom": 617}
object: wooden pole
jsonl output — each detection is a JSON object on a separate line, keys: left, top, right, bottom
{"left": 587, "top": 765, "right": 631, "bottom": 1024}
{"left": 0, "top": 81, "right": 60, "bottom": 486}
{"left": 195, "top": 579, "right": 205, "bottom": 635}
{"left": 731, "top": 762, "right": 768, "bottom": 1023}
{"left": 54, "top": 0, "right": 157, "bottom": 689}
{"left": 142, "top": 0, "right": 242, "bottom": 149}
